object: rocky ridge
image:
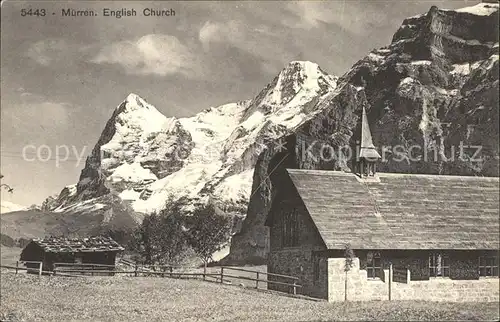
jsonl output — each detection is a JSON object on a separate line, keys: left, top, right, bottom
{"left": 225, "top": 2, "right": 499, "bottom": 262}
{"left": 39, "top": 3, "right": 499, "bottom": 263}
{"left": 45, "top": 61, "right": 339, "bottom": 240}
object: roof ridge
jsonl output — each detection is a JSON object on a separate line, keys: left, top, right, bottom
{"left": 286, "top": 168, "right": 500, "bottom": 181}
{"left": 377, "top": 172, "right": 500, "bottom": 181}
{"left": 287, "top": 169, "right": 351, "bottom": 176}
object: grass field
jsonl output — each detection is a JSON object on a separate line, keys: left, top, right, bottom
{"left": 1, "top": 271, "right": 499, "bottom": 321}
{"left": 0, "top": 247, "right": 20, "bottom": 267}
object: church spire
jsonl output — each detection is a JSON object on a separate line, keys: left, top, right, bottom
{"left": 357, "top": 106, "right": 380, "bottom": 177}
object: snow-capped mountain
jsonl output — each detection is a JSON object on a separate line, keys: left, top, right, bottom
{"left": 39, "top": 3, "right": 498, "bottom": 264}
{"left": 0, "top": 201, "right": 27, "bottom": 214}
{"left": 341, "top": 1, "right": 499, "bottom": 175}
{"left": 226, "top": 2, "right": 499, "bottom": 263}
{"left": 46, "top": 61, "right": 338, "bottom": 232}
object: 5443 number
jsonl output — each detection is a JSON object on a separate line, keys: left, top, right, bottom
{"left": 21, "top": 9, "right": 46, "bottom": 17}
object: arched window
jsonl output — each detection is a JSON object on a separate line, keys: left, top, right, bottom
{"left": 282, "top": 208, "right": 299, "bottom": 247}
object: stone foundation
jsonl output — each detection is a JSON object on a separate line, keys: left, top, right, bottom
{"left": 268, "top": 248, "right": 328, "bottom": 299}
{"left": 327, "top": 258, "right": 499, "bottom": 302}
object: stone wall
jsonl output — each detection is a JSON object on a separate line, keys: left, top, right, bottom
{"left": 268, "top": 248, "right": 328, "bottom": 299}
{"left": 327, "top": 257, "right": 499, "bottom": 302}
{"left": 267, "top": 187, "right": 327, "bottom": 298}
{"left": 391, "top": 274, "right": 500, "bottom": 302}
{"left": 328, "top": 258, "right": 390, "bottom": 301}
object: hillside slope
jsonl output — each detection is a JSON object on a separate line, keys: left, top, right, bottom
{"left": 0, "top": 201, "right": 26, "bottom": 214}
{"left": 1, "top": 272, "right": 499, "bottom": 321}
{"left": 1, "top": 193, "right": 138, "bottom": 240}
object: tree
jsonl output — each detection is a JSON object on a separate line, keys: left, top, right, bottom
{"left": 129, "top": 198, "right": 190, "bottom": 268}
{"left": 186, "top": 203, "right": 232, "bottom": 279}
{"left": 0, "top": 174, "right": 14, "bottom": 193}
{"left": 130, "top": 212, "right": 158, "bottom": 265}
{"left": 105, "top": 227, "right": 135, "bottom": 250}
{"left": 344, "top": 243, "right": 355, "bottom": 301}
{"left": 156, "top": 204, "right": 190, "bottom": 266}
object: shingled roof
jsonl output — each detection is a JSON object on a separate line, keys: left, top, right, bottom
{"left": 286, "top": 169, "right": 500, "bottom": 250}
{"left": 31, "top": 236, "right": 125, "bottom": 253}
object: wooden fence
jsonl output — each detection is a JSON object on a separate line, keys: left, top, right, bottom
{"left": 2, "top": 261, "right": 302, "bottom": 295}
{"left": 115, "top": 263, "right": 301, "bottom": 293}
{"left": 219, "top": 266, "right": 301, "bottom": 295}
{"left": 0, "top": 261, "right": 43, "bottom": 275}
{"left": 53, "top": 262, "right": 117, "bottom": 276}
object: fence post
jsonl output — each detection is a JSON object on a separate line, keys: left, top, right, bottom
{"left": 388, "top": 263, "right": 393, "bottom": 301}
{"left": 169, "top": 266, "right": 173, "bottom": 278}
{"left": 292, "top": 280, "right": 297, "bottom": 295}
{"left": 134, "top": 263, "right": 138, "bottom": 277}
{"left": 256, "top": 272, "right": 259, "bottom": 289}
{"left": 38, "top": 262, "right": 42, "bottom": 276}
{"left": 15, "top": 261, "right": 19, "bottom": 274}
{"left": 220, "top": 267, "right": 224, "bottom": 283}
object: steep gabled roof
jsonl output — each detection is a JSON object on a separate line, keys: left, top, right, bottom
{"left": 31, "top": 236, "right": 124, "bottom": 253}
{"left": 359, "top": 106, "right": 381, "bottom": 160}
{"left": 286, "top": 169, "right": 500, "bottom": 250}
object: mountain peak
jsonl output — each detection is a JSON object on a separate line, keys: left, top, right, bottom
{"left": 115, "top": 93, "right": 152, "bottom": 112}
{"left": 125, "top": 92, "right": 142, "bottom": 102}
{"left": 284, "top": 60, "right": 319, "bottom": 70}
{"left": 280, "top": 61, "right": 332, "bottom": 88}
{"left": 243, "top": 61, "right": 337, "bottom": 119}
{"left": 281, "top": 60, "right": 323, "bottom": 78}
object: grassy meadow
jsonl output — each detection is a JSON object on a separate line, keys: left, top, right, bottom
{"left": 0, "top": 247, "right": 20, "bottom": 267}
{"left": 1, "top": 269, "right": 499, "bottom": 321}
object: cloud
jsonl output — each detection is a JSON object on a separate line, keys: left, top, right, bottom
{"left": 199, "top": 20, "right": 245, "bottom": 50}
{"left": 284, "top": 2, "right": 352, "bottom": 31}
{"left": 198, "top": 20, "right": 296, "bottom": 70}
{"left": 2, "top": 90, "right": 72, "bottom": 133}
{"left": 26, "top": 39, "right": 67, "bottom": 66}
{"left": 25, "top": 39, "right": 91, "bottom": 66}
{"left": 283, "top": 1, "right": 388, "bottom": 35}
{"left": 91, "top": 34, "right": 201, "bottom": 78}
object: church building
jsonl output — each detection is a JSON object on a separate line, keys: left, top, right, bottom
{"left": 265, "top": 107, "right": 499, "bottom": 302}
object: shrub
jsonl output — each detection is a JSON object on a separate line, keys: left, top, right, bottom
{"left": 0, "top": 233, "right": 16, "bottom": 247}
{"left": 16, "top": 237, "right": 31, "bottom": 248}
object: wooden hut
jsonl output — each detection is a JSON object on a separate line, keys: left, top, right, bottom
{"left": 20, "top": 236, "right": 125, "bottom": 271}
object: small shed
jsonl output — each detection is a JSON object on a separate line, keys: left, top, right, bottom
{"left": 20, "top": 236, "right": 125, "bottom": 271}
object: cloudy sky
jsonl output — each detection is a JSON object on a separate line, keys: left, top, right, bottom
{"left": 1, "top": 0, "right": 476, "bottom": 206}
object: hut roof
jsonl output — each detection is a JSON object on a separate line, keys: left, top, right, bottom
{"left": 31, "top": 236, "right": 125, "bottom": 253}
